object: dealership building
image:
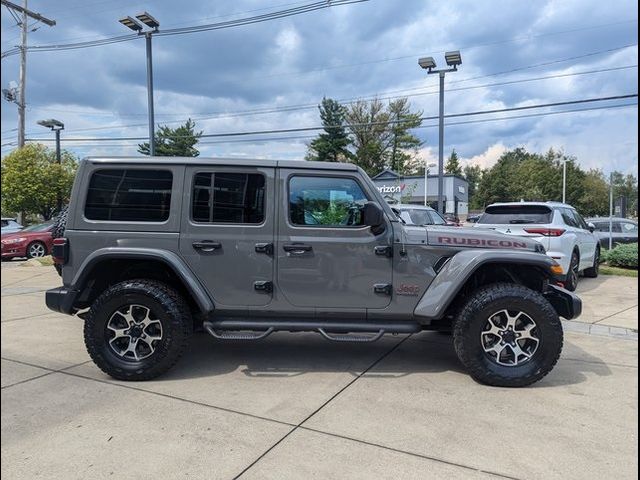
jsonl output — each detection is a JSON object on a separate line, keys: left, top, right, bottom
{"left": 370, "top": 169, "right": 469, "bottom": 219}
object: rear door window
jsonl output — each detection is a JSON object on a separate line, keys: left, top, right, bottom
{"left": 478, "top": 205, "right": 553, "bottom": 225}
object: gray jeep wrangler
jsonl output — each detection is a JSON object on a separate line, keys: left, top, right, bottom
{"left": 46, "top": 157, "right": 581, "bottom": 387}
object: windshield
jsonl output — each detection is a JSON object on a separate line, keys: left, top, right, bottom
{"left": 22, "top": 223, "right": 53, "bottom": 233}
{"left": 399, "top": 208, "right": 447, "bottom": 226}
{"left": 478, "top": 205, "right": 553, "bottom": 225}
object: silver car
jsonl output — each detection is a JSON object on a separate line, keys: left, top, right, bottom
{"left": 586, "top": 217, "right": 638, "bottom": 249}
{"left": 474, "top": 202, "right": 599, "bottom": 291}
{"left": 1, "top": 218, "right": 23, "bottom": 235}
{"left": 390, "top": 204, "right": 449, "bottom": 226}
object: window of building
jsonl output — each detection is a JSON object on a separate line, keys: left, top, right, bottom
{"left": 85, "top": 169, "right": 172, "bottom": 222}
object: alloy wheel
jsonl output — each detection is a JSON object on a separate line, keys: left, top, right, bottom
{"left": 106, "top": 304, "right": 163, "bottom": 361}
{"left": 480, "top": 309, "right": 540, "bottom": 366}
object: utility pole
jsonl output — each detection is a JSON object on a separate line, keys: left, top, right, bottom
{"left": 1, "top": 0, "right": 56, "bottom": 148}
{"left": 18, "top": 0, "right": 27, "bottom": 147}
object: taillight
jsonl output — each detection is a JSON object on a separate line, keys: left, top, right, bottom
{"left": 524, "top": 228, "right": 565, "bottom": 237}
{"left": 52, "top": 238, "right": 68, "bottom": 264}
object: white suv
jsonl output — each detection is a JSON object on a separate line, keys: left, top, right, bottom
{"left": 474, "top": 202, "right": 599, "bottom": 291}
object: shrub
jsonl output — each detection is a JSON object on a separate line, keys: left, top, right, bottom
{"left": 602, "top": 243, "right": 638, "bottom": 269}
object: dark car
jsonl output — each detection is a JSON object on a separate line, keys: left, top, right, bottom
{"left": 1, "top": 222, "right": 54, "bottom": 259}
{"left": 586, "top": 217, "right": 638, "bottom": 248}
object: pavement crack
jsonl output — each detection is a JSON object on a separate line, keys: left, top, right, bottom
{"left": 593, "top": 304, "right": 638, "bottom": 325}
{"left": 232, "top": 334, "right": 411, "bottom": 480}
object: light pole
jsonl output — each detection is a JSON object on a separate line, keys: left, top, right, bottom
{"left": 424, "top": 162, "right": 436, "bottom": 206}
{"left": 562, "top": 158, "right": 567, "bottom": 203}
{"left": 418, "top": 51, "right": 461, "bottom": 215}
{"left": 119, "top": 12, "right": 159, "bottom": 156}
{"left": 37, "top": 118, "right": 64, "bottom": 211}
{"left": 609, "top": 172, "right": 614, "bottom": 250}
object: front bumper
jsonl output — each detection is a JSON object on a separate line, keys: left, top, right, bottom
{"left": 543, "top": 284, "right": 582, "bottom": 320}
{"left": 45, "top": 287, "right": 79, "bottom": 315}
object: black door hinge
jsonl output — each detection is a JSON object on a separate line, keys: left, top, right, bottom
{"left": 374, "top": 245, "right": 393, "bottom": 257}
{"left": 255, "top": 243, "right": 274, "bottom": 255}
{"left": 254, "top": 281, "right": 273, "bottom": 293}
{"left": 373, "top": 283, "right": 392, "bottom": 295}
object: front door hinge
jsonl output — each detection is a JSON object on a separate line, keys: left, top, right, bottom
{"left": 255, "top": 243, "right": 274, "bottom": 255}
{"left": 373, "top": 283, "right": 392, "bottom": 295}
{"left": 374, "top": 245, "right": 393, "bottom": 257}
{"left": 254, "top": 281, "right": 273, "bottom": 293}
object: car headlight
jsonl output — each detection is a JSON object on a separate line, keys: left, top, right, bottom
{"left": 1, "top": 237, "right": 26, "bottom": 245}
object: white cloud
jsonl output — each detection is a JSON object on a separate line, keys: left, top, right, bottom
{"left": 463, "top": 143, "right": 509, "bottom": 169}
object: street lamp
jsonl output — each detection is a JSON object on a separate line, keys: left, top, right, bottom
{"left": 418, "top": 50, "right": 462, "bottom": 214}
{"left": 424, "top": 162, "right": 436, "bottom": 207}
{"left": 37, "top": 118, "right": 64, "bottom": 211}
{"left": 37, "top": 119, "right": 64, "bottom": 163}
{"left": 119, "top": 12, "right": 160, "bottom": 156}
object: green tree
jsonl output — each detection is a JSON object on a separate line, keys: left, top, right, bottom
{"left": 138, "top": 118, "right": 203, "bottom": 156}
{"left": 385, "top": 97, "right": 422, "bottom": 174}
{"left": 1, "top": 144, "right": 78, "bottom": 220}
{"left": 463, "top": 164, "right": 484, "bottom": 210}
{"left": 611, "top": 171, "right": 638, "bottom": 215}
{"left": 344, "top": 98, "right": 391, "bottom": 176}
{"left": 445, "top": 149, "right": 462, "bottom": 175}
{"left": 306, "top": 97, "right": 352, "bottom": 162}
{"left": 578, "top": 169, "right": 609, "bottom": 216}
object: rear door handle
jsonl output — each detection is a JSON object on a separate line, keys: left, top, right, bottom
{"left": 283, "top": 243, "right": 312, "bottom": 255}
{"left": 193, "top": 241, "right": 222, "bottom": 252}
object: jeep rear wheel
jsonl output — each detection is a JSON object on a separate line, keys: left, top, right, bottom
{"left": 84, "top": 280, "right": 192, "bottom": 381}
{"left": 453, "top": 283, "right": 563, "bottom": 387}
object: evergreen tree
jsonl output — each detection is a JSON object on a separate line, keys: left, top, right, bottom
{"left": 306, "top": 97, "right": 352, "bottom": 162}
{"left": 138, "top": 119, "right": 203, "bottom": 157}
{"left": 445, "top": 149, "right": 463, "bottom": 175}
{"left": 385, "top": 98, "right": 422, "bottom": 174}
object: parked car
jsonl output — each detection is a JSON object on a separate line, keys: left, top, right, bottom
{"left": 585, "top": 217, "right": 638, "bottom": 249}
{"left": 46, "top": 157, "right": 581, "bottom": 387}
{"left": 1, "top": 221, "right": 54, "bottom": 260}
{"left": 474, "top": 202, "right": 599, "bottom": 291}
{"left": 391, "top": 204, "right": 449, "bottom": 226}
{"left": 1, "top": 218, "right": 23, "bottom": 235}
{"left": 466, "top": 214, "right": 481, "bottom": 223}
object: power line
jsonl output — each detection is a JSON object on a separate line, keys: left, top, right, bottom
{"left": 24, "top": 94, "right": 638, "bottom": 143}
{"left": 1, "top": 0, "right": 366, "bottom": 58}
{"left": 20, "top": 64, "right": 638, "bottom": 136}
{"left": 18, "top": 102, "right": 636, "bottom": 150}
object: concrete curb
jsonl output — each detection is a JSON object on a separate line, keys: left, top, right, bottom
{"left": 563, "top": 319, "right": 638, "bottom": 340}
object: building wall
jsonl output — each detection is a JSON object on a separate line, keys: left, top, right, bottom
{"left": 371, "top": 174, "right": 469, "bottom": 218}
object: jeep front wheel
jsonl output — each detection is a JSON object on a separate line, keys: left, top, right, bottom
{"left": 84, "top": 280, "right": 192, "bottom": 381}
{"left": 453, "top": 283, "right": 563, "bottom": 387}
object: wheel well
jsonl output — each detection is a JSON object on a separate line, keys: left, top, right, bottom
{"left": 75, "top": 258, "right": 202, "bottom": 321}
{"left": 439, "top": 262, "right": 550, "bottom": 324}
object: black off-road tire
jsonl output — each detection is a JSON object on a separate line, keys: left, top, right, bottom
{"left": 51, "top": 205, "right": 68, "bottom": 240}
{"left": 84, "top": 279, "right": 192, "bottom": 381}
{"left": 583, "top": 247, "right": 600, "bottom": 278}
{"left": 453, "top": 283, "right": 563, "bottom": 387}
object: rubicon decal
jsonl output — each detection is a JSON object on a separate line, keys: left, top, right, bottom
{"left": 437, "top": 236, "right": 528, "bottom": 248}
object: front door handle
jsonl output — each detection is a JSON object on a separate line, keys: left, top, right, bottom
{"left": 283, "top": 243, "right": 312, "bottom": 255}
{"left": 193, "top": 241, "right": 222, "bottom": 252}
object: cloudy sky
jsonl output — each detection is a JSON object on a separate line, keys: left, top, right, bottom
{"left": 1, "top": 0, "right": 638, "bottom": 175}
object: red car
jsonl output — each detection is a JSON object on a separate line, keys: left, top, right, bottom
{"left": 1, "top": 222, "right": 54, "bottom": 260}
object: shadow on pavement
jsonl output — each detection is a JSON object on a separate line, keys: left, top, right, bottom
{"left": 156, "top": 330, "right": 609, "bottom": 387}
{"left": 161, "top": 331, "right": 467, "bottom": 381}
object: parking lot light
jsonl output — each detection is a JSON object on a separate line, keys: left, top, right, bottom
{"left": 118, "top": 16, "right": 143, "bottom": 31}
{"left": 418, "top": 50, "right": 462, "bottom": 214}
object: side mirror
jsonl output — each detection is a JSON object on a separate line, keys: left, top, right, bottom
{"left": 362, "top": 202, "right": 385, "bottom": 234}
{"left": 588, "top": 222, "right": 595, "bottom": 233}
